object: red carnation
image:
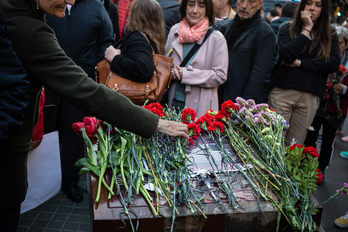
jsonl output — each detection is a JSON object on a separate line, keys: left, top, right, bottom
{"left": 207, "top": 121, "right": 225, "bottom": 133}
{"left": 143, "top": 103, "right": 165, "bottom": 117}
{"left": 214, "top": 111, "right": 229, "bottom": 123}
{"left": 213, "top": 121, "right": 225, "bottom": 133}
{"left": 303, "top": 146, "right": 319, "bottom": 158}
{"left": 182, "top": 108, "right": 197, "bottom": 124}
{"left": 287, "top": 144, "right": 304, "bottom": 151}
{"left": 338, "top": 64, "right": 347, "bottom": 75}
{"left": 316, "top": 169, "right": 323, "bottom": 184}
{"left": 221, "top": 100, "right": 239, "bottom": 112}
{"left": 187, "top": 123, "right": 201, "bottom": 139}
{"left": 195, "top": 114, "right": 213, "bottom": 130}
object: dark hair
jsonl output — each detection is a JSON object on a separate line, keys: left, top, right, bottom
{"left": 228, "top": 0, "right": 234, "bottom": 5}
{"left": 281, "top": 1, "right": 298, "bottom": 18}
{"left": 126, "top": 0, "right": 166, "bottom": 54}
{"left": 269, "top": 8, "right": 279, "bottom": 17}
{"left": 289, "top": 0, "right": 333, "bottom": 60}
{"left": 179, "top": 0, "right": 215, "bottom": 26}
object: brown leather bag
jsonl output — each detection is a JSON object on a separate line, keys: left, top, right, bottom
{"left": 96, "top": 35, "right": 173, "bottom": 105}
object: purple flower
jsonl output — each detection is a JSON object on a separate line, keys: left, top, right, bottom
{"left": 236, "top": 97, "right": 246, "bottom": 106}
{"left": 245, "top": 99, "right": 256, "bottom": 108}
{"left": 256, "top": 103, "right": 269, "bottom": 111}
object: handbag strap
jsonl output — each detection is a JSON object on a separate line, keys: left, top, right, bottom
{"left": 140, "top": 32, "right": 156, "bottom": 54}
{"left": 179, "top": 28, "right": 213, "bottom": 67}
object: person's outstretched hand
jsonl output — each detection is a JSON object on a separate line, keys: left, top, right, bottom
{"left": 156, "top": 119, "right": 190, "bottom": 139}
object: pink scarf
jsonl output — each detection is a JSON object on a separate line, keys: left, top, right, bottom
{"left": 178, "top": 17, "right": 209, "bottom": 43}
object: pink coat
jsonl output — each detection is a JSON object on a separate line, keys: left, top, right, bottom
{"left": 165, "top": 23, "right": 228, "bottom": 117}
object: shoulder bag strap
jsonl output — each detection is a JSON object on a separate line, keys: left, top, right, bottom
{"left": 140, "top": 32, "right": 155, "bottom": 54}
{"left": 179, "top": 28, "right": 213, "bottom": 67}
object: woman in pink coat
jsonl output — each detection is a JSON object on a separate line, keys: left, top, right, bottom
{"left": 165, "top": 0, "right": 228, "bottom": 117}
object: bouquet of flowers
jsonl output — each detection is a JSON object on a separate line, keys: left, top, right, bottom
{"left": 326, "top": 64, "right": 348, "bottom": 119}
{"left": 71, "top": 98, "right": 347, "bottom": 232}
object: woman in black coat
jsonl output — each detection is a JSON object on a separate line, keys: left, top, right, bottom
{"left": 104, "top": 0, "right": 166, "bottom": 83}
{"left": 268, "top": 0, "right": 340, "bottom": 146}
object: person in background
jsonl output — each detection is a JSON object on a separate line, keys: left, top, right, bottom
{"left": 156, "top": 0, "right": 181, "bottom": 36}
{"left": 268, "top": 0, "right": 340, "bottom": 146}
{"left": 105, "top": 0, "right": 165, "bottom": 83}
{"left": 165, "top": 0, "right": 228, "bottom": 117}
{"left": 220, "top": 0, "right": 275, "bottom": 104}
{"left": 211, "top": 0, "right": 236, "bottom": 33}
{"left": 117, "top": 0, "right": 134, "bottom": 38}
{"left": 213, "top": 0, "right": 236, "bottom": 22}
{"left": 260, "top": 4, "right": 264, "bottom": 20}
{"left": 303, "top": 26, "right": 348, "bottom": 181}
{"left": 274, "top": 3, "right": 282, "bottom": 16}
{"left": 0, "top": 0, "right": 189, "bottom": 230}
{"left": 258, "top": 1, "right": 298, "bottom": 103}
{"left": 0, "top": 13, "right": 29, "bottom": 151}
{"left": 102, "top": 0, "right": 120, "bottom": 41}
{"left": 45, "top": 0, "right": 114, "bottom": 203}
{"left": 270, "top": 2, "right": 298, "bottom": 36}
{"left": 265, "top": 8, "right": 279, "bottom": 24}
{"left": 337, "top": 26, "right": 348, "bottom": 135}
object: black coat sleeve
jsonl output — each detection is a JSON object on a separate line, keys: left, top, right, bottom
{"left": 277, "top": 22, "right": 310, "bottom": 64}
{"left": 0, "top": 15, "right": 29, "bottom": 148}
{"left": 109, "top": 31, "right": 155, "bottom": 83}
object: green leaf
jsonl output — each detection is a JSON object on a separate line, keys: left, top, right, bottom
{"left": 75, "top": 158, "right": 101, "bottom": 176}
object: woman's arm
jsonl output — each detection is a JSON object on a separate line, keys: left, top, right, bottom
{"left": 277, "top": 22, "right": 310, "bottom": 64}
{"left": 108, "top": 31, "right": 154, "bottom": 82}
{"left": 9, "top": 19, "right": 163, "bottom": 138}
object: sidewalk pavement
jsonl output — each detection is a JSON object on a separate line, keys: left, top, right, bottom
{"left": 313, "top": 121, "right": 348, "bottom": 232}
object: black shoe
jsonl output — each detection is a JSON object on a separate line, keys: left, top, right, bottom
{"left": 63, "top": 186, "right": 84, "bottom": 203}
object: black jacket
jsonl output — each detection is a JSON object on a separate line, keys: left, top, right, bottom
{"left": 110, "top": 31, "right": 157, "bottom": 82}
{"left": 46, "top": 0, "right": 114, "bottom": 78}
{"left": 103, "top": 0, "right": 119, "bottom": 41}
{"left": 222, "top": 18, "right": 276, "bottom": 102}
{"left": 0, "top": 14, "right": 29, "bottom": 149}
{"left": 269, "top": 22, "right": 340, "bottom": 97}
{"left": 156, "top": 0, "right": 180, "bottom": 36}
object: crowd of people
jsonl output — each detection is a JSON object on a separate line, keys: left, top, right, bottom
{"left": 0, "top": 0, "right": 348, "bottom": 230}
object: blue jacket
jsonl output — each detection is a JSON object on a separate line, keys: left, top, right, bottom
{"left": 0, "top": 14, "right": 29, "bottom": 149}
{"left": 46, "top": 0, "right": 114, "bottom": 78}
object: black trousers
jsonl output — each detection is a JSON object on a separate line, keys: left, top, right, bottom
{"left": 0, "top": 205, "right": 20, "bottom": 232}
{"left": 43, "top": 88, "right": 85, "bottom": 189}
{"left": 304, "top": 115, "right": 340, "bottom": 170}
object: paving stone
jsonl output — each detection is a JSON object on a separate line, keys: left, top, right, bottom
{"left": 47, "top": 220, "right": 64, "bottom": 230}
{"left": 62, "top": 222, "right": 80, "bottom": 230}
{"left": 52, "top": 213, "right": 68, "bottom": 221}
{"left": 30, "top": 219, "right": 49, "bottom": 229}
